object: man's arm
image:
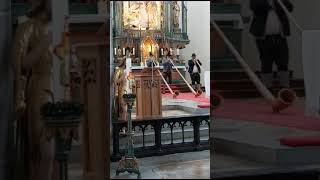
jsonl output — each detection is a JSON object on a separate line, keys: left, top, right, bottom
{"left": 282, "top": 0, "right": 294, "bottom": 12}
{"left": 197, "top": 59, "right": 202, "bottom": 66}
{"left": 250, "top": 0, "right": 271, "bottom": 16}
{"left": 188, "top": 60, "right": 193, "bottom": 66}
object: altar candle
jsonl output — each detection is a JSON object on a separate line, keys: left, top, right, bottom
{"left": 123, "top": 48, "right": 125, "bottom": 55}
{"left": 177, "top": 48, "right": 180, "bottom": 55}
{"left": 114, "top": 48, "right": 117, "bottom": 55}
{"left": 161, "top": 48, "right": 164, "bottom": 55}
{"left": 133, "top": 48, "right": 135, "bottom": 55}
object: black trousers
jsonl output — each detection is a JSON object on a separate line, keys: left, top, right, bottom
{"left": 190, "top": 73, "right": 200, "bottom": 85}
{"left": 163, "top": 72, "right": 172, "bottom": 84}
{"left": 256, "top": 35, "right": 289, "bottom": 73}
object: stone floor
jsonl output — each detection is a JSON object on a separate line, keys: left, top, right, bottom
{"left": 110, "top": 150, "right": 210, "bottom": 179}
{"left": 68, "top": 150, "right": 209, "bottom": 179}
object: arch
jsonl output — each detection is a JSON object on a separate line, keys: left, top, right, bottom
{"left": 140, "top": 36, "right": 159, "bottom": 65}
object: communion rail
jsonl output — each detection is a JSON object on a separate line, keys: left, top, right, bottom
{"left": 111, "top": 114, "right": 210, "bottom": 161}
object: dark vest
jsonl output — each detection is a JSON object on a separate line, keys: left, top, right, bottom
{"left": 249, "top": 0, "right": 293, "bottom": 37}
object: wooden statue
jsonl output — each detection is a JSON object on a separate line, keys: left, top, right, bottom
{"left": 113, "top": 58, "right": 127, "bottom": 120}
{"left": 12, "top": 0, "right": 58, "bottom": 180}
{"left": 173, "top": 1, "right": 180, "bottom": 28}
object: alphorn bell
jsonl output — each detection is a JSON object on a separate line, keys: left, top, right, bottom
{"left": 212, "top": 92, "right": 223, "bottom": 110}
{"left": 212, "top": 20, "right": 296, "bottom": 113}
{"left": 168, "top": 58, "right": 202, "bottom": 97}
{"left": 158, "top": 69, "right": 180, "bottom": 98}
{"left": 211, "top": 81, "right": 223, "bottom": 109}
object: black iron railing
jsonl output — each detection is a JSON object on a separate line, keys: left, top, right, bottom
{"left": 111, "top": 115, "right": 210, "bottom": 161}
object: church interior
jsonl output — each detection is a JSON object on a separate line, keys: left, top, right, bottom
{"left": 2, "top": 0, "right": 320, "bottom": 180}
{"left": 110, "top": 1, "right": 210, "bottom": 179}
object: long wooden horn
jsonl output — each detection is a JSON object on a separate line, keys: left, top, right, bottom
{"left": 158, "top": 69, "right": 180, "bottom": 98}
{"left": 212, "top": 20, "right": 296, "bottom": 113}
{"left": 168, "top": 58, "right": 202, "bottom": 97}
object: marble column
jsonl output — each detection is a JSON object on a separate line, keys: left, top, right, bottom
{"left": 0, "top": 1, "right": 12, "bottom": 179}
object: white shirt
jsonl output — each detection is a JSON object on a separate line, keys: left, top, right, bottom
{"left": 193, "top": 62, "right": 199, "bottom": 73}
{"left": 265, "top": 0, "right": 283, "bottom": 35}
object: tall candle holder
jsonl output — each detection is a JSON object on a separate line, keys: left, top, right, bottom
{"left": 116, "top": 93, "right": 141, "bottom": 179}
{"left": 41, "top": 100, "right": 84, "bottom": 180}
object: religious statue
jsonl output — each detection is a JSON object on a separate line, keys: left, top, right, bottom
{"left": 12, "top": 0, "right": 58, "bottom": 180}
{"left": 113, "top": 58, "right": 127, "bottom": 120}
{"left": 123, "top": 1, "right": 162, "bottom": 30}
{"left": 172, "top": 1, "right": 180, "bottom": 28}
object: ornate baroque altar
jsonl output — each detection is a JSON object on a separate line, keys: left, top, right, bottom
{"left": 111, "top": 1, "right": 190, "bottom": 83}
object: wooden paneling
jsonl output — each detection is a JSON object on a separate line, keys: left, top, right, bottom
{"left": 134, "top": 70, "right": 162, "bottom": 119}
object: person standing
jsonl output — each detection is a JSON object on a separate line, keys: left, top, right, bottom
{"left": 162, "top": 54, "right": 173, "bottom": 84}
{"left": 188, "top": 53, "right": 202, "bottom": 91}
{"left": 146, "top": 52, "right": 156, "bottom": 67}
{"left": 250, "top": 0, "right": 294, "bottom": 90}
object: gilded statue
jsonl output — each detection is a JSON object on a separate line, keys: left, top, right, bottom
{"left": 173, "top": 1, "right": 180, "bottom": 28}
{"left": 113, "top": 58, "right": 127, "bottom": 120}
{"left": 12, "top": 0, "right": 58, "bottom": 180}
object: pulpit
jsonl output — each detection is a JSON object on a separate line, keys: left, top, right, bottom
{"left": 134, "top": 68, "right": 162, "bottom": 119}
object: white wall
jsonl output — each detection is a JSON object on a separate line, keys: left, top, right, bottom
{"left": 241, "top": 0, "right": 320, "bottom": 79}
{"left": 180, "top": 1, "right": 210, "bottom": 83}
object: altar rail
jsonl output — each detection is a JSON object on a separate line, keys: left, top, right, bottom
{"left": 111, "top": 115, "right": 210, "bottom": 161}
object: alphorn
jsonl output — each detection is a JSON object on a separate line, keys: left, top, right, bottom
{"left": 168, "top": 58, "right": 202, "bottom": 97}
{"left": 212, "top": 20, "right": 296, "bottom": 113}
{"left": 158, "top": 69, "right": 180, "bottom": 98}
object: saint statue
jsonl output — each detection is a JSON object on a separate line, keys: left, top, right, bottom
{"left": 113, "top": 58, "right": 127, "bottom": 120}
{"left": 12, "top": 0, "right": 58, "bottom": 180}
{"left": 172, "top": 1, "right": 180, "bottom": 28}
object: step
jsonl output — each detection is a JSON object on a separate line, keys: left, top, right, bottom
{"left": 217, "top": 87, "right": 305, "bottom": 99}
{"left": 212, "top": 70, "right": 249, "bottom": 80}
{"left": 214, "top": 79, "right": 305, "bottom": 91}
{"left": 214, "top": 133, "right": 320, "bottom": 165}
{"left": 212, "top": 119, "right": 320, "bottom": 166}
{"left": 212, "top": 70, "right": 295, "bottom": 81}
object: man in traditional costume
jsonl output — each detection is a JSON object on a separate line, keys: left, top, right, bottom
{"left": 250, "top": 0, "right": 294, "bottom": 90}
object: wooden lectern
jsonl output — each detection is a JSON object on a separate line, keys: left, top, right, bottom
{"left": 134, "top": 68, "right": 162, "bottom": 119}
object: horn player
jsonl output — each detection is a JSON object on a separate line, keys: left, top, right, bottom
{"left": 188, "top": 53, "right": 202, "bottom": 92}
{"left": 250, "top": 0, "right": 294, "bottom": 92}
